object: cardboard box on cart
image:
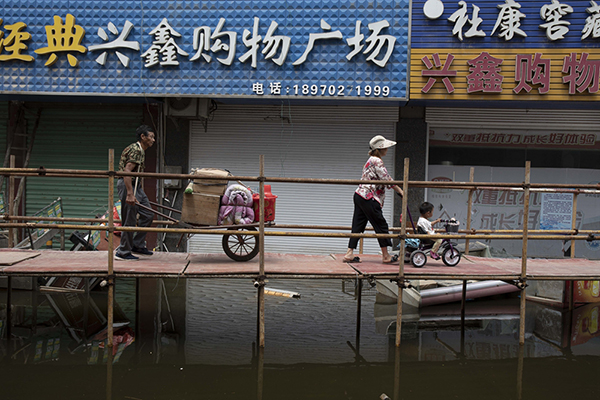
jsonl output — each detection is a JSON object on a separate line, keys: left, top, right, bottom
{"left": 181, "top": 193, "right": 221, "bottom": 226}
{"left": 192, "top": 168, "right": 229, "bottom": 196}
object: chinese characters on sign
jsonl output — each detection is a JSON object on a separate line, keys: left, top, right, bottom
{"left": 0, "top": 14, "right": 397, "bottom": 69}
{"left": 34, "top": 14, "right": 86, "bottom": 67}
{"left": 0, "top": 18, "right": 34, "bottom": 62}
{"left": 420, "top": 51, "right": 600, "bottom": 94}
{"left": 432, "top": 0, "right": 600, "bottom": 41}
{"left": 448, "top": 132, "right": 596, "bottom": 145}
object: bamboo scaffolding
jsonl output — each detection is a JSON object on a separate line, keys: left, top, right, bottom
{"left": 258, "top": 155, "right": 266, "bottom": 348}
{"left": 3, "top": 155, "right": 600, "bottom": 354}
{"left": 107, "top": 150, "right": 115, "bottom": 348}
{"left": 465, "top": 168, "right": 475, "bottom": 255}
{"left": 519, "top": 162, "right": 531, "bottom": 346}
{"left": 3, "top": 166, "right": 600, "bottom": 190}
{"left": 3, "top": 222, "right": 599, "bottom": 242}
{"left": 395, "top": 158, "right": 409, "bottom": 347}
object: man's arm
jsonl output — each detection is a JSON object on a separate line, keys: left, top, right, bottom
{"left": 124, "top": 162, "right": 138, "bottom": 205}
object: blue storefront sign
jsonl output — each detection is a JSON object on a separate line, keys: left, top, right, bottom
{"left": 411, "top": 0, "right": 600, "bottom": 101}
{"left": 0, "top": 1, "right": 409, "bottom": 100}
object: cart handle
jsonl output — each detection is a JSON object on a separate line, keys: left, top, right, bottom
{"left": 135, "top": 201, "right": 180, "bottom": 223}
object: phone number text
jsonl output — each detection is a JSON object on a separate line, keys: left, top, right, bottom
{"left": 251, "top": 82, "right": 391, "bottom": 97}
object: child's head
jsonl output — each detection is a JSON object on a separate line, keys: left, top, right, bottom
{"left": 419, "top": 202, "right": 434, "bottom": 217}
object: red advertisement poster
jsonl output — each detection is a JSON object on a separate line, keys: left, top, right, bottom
{"left": 573, "top": 281, "right": 600, "bottom": 303}
{"left": 571, "top": 303, "right": 600, "bottom": 346}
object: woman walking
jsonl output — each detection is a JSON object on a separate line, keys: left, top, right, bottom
{"left": 343, "top": 135, "right": 404, "bottom": 264}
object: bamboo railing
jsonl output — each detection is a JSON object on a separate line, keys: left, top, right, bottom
{"left": 3, "top": 153, "right": 600, "bottom": 350}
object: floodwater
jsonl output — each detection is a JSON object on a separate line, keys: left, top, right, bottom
{"left": 1, "top": 277, "right": 600, "bottom": 400}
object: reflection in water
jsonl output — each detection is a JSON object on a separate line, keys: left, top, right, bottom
{"left": 1, "top": 278, "right": 600, "bottom": 399}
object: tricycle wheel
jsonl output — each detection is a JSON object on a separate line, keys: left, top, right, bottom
{"left": 442, "top": 247, "right": 461, "bottom": 267}
{"left": 410, "top": 250, "right": 427, "bottom": 268}
{"left": 222, "top": 227, "right": 260, "bottom": 262}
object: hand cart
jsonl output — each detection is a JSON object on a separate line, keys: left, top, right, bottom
{"left": 137, "top": 198, "right": 270, "bottom": 262}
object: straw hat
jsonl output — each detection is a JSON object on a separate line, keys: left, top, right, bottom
{"left": 369, "top": 135, "right": 396, "bottom": 150}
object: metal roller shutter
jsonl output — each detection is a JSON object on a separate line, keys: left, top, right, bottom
{"left": 189, "top": 104, "right": 399, "bottom": 256}
{"left": 426, "top": 107, "right": 600, "bottom": 130}
{"left": 25, "top": 103, "right": 144, "bottom": 218}
{"left": 0, "top": 102, "right": 8, "bottom": 209}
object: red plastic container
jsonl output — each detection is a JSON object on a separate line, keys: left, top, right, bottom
{"left": 252, "top": 185, "right": 277, "bottom": 222}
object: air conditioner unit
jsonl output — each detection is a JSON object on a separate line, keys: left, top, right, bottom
{"left": 166, "top": 98, "right": 210, "bottom": 118}
{"left": 167, "top": 98, "right": 197, "bottom": 117}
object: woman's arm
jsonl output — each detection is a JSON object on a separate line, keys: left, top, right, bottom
{"left": 371, "top": 157, "right": 402, "bottom": 194}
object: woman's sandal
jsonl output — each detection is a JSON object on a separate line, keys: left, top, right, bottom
{"left": 343, "top": 256, "right": 361, "bottom": 263}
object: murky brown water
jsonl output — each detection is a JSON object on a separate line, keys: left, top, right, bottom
{"left": 1, "top": 278, "right": 599, "bottom": 399}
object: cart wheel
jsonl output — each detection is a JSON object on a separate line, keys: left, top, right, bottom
{"left": 442, "top": 247, "right": 461, "bottom": 267}
{"left": 410, "top": 250, "right": 427, "bottom": 268}
{"left": 222, "top": 227, "right": 260, "bottom": 262}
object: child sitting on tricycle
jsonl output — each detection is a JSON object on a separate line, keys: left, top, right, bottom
{"left": 403, "top": 202, "right": 461, "bottom": 268}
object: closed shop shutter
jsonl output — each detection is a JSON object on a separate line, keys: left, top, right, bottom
{"left": 25, "top": 103, "right": 144, "bottom": 218}
{"left": 426, "top": 107, "right": 600, "bottom": 130}
{"left": 189, "top": 104, "right": 399, "bottom": 256}
{"left": 0, "top": 102, "right": 8, "bottom": 209}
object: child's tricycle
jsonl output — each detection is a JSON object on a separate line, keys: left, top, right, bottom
{"left": 403, "top": 210, "right": 461, "bottom": 268}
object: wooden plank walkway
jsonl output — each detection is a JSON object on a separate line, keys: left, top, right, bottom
{"left": 2, "top": 249, "right": 600, "bottom": 280}
{"left": 0, "top": 249, "right": 357, "bottom": 278}
{"left": 349, "top": 254, "right": 600, "bottom": 280}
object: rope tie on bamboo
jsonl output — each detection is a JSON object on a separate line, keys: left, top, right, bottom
{"left": 253, "top": 276, "right": 267, "bottom": 288}
{"left": 37, "top": 166, "right": 46, "bottom": 176}
{"left": 587, "top": 233, "right": 596, "bottom": 242}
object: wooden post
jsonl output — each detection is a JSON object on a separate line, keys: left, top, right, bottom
{"left": 460, "top": 280, "right": 467, "bottom": 355}
{"left": 106, "top": 350, "right": 114, "bottom": 400}
{"left": 258, "top": 155, "right": 266, "bottom": 348}
{"left": 517, "top": 341, "right": 524, "bottom": 400}
{"left": 107, "top": 149, "right": 115, "bottom": 349}
{"left": 8, "top": 155, "right": 15, "bottom": 247}
{"left": 355, "top": 278, "right": 362, "bottom": 353}
{"left": 393, "top": 346, "right": 401, "bottom": 400}
{"left": 6, "top": 275, "right": 12, "bottom": 343}
{"left": 395, "top": 158, "right": 409, "bottom": 347}
{"left": 519, "top": 161, "right": 531, "bottom": 346}
{"left": 257, "top": 346, "right": 264, "bottom": 400}
{"left": 569, "top": 192, "right": 578, "bottom": 311}
{"left": 465, "top": 167, "right": 475, "bottom": 255}
{"left": 571, "top": 193, "right": 578, "bottom": 258}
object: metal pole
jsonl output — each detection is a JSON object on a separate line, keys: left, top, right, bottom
{"left": 107, "top": 149, "right": 115, "bottom": 349}
{"left": 465, "top": 167, "right": 475, "bottom": 255}
{"left": 519, "top": 161, "right": 531, "bottom": 346}
{"left": 258, "top": 155, "right": 266, "bottom": 348}
{"left": 395, "top": 158, "right": 409, "bottom": 347}
{"left": 8, "top": 155, "right": 15, "bottom": 247}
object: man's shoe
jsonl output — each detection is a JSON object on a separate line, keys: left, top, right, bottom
{"left": 115, "top": 253, "right": 139, "bottom": 261}
{"left": 132, "top": 247, "right": 153, "bottom": 256}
